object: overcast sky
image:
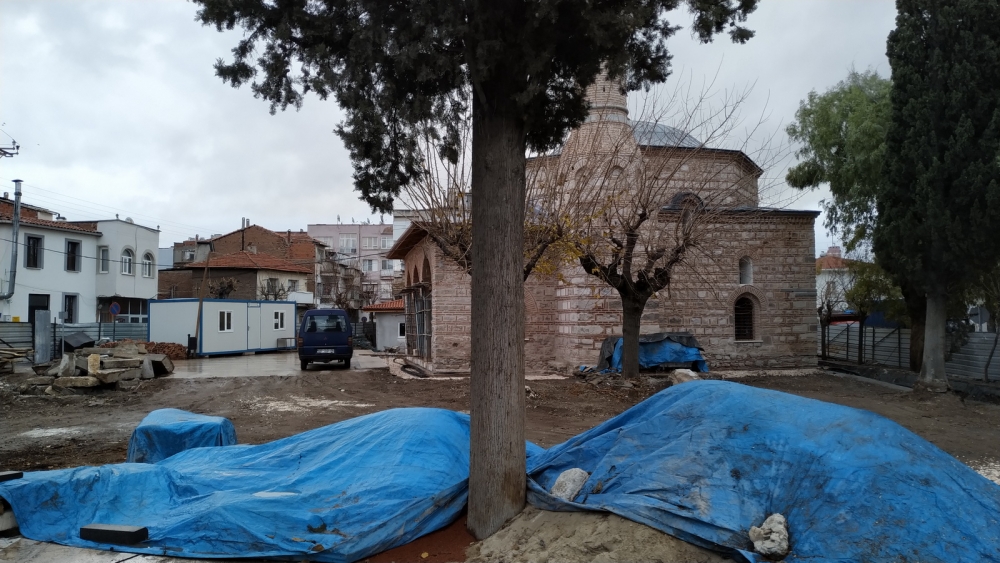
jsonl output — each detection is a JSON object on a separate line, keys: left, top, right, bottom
{"left": 0, "top": 0, "right": 897, "bottom": 252}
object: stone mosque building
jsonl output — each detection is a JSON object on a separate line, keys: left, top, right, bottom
{"left": 388, "top": 73, "right": 819, "bottom": 374}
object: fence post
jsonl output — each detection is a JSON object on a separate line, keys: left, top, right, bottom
{"left": 898, "top": 329, "right": 902, "bottom": 368}
{"left": 846, "top": 326, "right": 850, "bottom": 362}
{"left": 871, "top": 326, "right": 875, "bottom": 364}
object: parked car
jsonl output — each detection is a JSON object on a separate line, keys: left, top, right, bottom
{"left": 298, "top": 309, "right": 353, "bottom": 370}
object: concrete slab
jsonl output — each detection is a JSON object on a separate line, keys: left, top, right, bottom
{"left": 168, "top": 351, "right": 387, "bottom": 379}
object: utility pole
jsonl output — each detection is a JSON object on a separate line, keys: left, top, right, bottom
{"left": 0, "top": 139, "right": 18, "bottom": 159}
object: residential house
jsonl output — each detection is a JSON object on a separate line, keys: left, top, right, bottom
{"left": 0, "top": 192, "right": 159, "bottom": 324}
{"left": 307, "top": 223, "right": 400, "bottom": 303}
{"left": 388, "top": 72, "right": 819, "bottom": 374}
{"left": 361, "top": 298, "right": 406, "bottom": 351}
{"left": 164, "top": 224, "right": 326, "bottom": 301}
{"left": 816, "top": 246, "right": 851, "bottom": 313}
{"left": 161, "top": 251, "right": 312, "bottom": 303}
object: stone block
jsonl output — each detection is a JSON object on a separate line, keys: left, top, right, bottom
{"left": 102, "top": 358, "right": 142, "bottom": 369}
{"left": 25, "top": 376, "right": 55, "bottom": 386}
{"left": 141, "top": 357, "right": 155, "bottom": 380}
{"left": 55, "top": 375, "right": 102, "bottom": 388}
{"left": 45, "top": 384, "right": 81, "bottom": 395}
{"left": 117, "top": 379, "right": 142, "bottom": 391}
{"left": 88, "top": 354, "right": 101, "bottom": 374}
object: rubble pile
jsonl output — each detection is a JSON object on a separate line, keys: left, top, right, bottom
{"left": 145, "top": 342, "right": 189, "bottom": 361}
{"left": 20, "top": 343, "right": 175, "bottom": 395}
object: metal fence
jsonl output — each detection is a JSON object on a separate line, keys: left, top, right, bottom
{"left": 819, "top": 324, "right": 1000, "bottom": 382}
{"left": 0, "top": 322, "right": 149, "bottom": 360}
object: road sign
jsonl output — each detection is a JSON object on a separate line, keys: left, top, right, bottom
{"left": 109, "top": 302, "right": 121, "bottom": 316}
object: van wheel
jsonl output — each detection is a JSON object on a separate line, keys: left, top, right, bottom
{"left": 343, "top": 359, "right": 351, "bottom": 370}
{"left": 300, "top": 360, "right": 308, "bottom": 370}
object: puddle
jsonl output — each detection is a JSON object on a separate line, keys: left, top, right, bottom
{"left": 19, "top": 427, "right": 82, "bottom": 438}
{"left": 240, "top": 396, "right": 374, "bottom": 413}
{"left": 971, "top": 459, "right": 1000, "bottom": 485}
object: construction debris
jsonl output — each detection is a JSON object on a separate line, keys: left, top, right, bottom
{"left": 0, "top": 347, "right": 32, "bottom": 374}
{"left": 748, "top": 513, "right": 790, "bottom": 559}
{"left": 17, "top": 341, "right": 177, "bottom": 395}
{"left": 549, "top": 468, "right": 589, "bottom": 502}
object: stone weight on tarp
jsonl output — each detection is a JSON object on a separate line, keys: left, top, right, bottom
{"left": 63, "top": 332, "right": 95, "bottom": 352}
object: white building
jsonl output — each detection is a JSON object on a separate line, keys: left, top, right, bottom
{"left": 0, "top": 192, "right": 159, "bottom": 324}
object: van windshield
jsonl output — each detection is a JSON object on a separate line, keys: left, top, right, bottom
{"left": 305, "top": 315, "right": 346, "bottom": 333}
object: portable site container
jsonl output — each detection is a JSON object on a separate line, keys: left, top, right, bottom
{"left": 148, "top": 299, "right": 297, "bottom": 356}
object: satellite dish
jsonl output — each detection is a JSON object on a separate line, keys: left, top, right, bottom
{"left": 125, "top": 217, "right": 134, "bottom": 223}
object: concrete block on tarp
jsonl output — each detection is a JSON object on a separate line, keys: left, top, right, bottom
{"left": 79, "top": 524, "right": 148, "bottom": 545}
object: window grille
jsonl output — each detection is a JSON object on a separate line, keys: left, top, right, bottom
{"left": 735, "top": 297, "right": 754, "bottom": 341}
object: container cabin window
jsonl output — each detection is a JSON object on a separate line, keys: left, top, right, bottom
{"left": 739, "top": 257, "right": 753, "bottom": 285}
{"left": 219, "top": 310, "right": 233, "bottom": 332}
{"left": 398, "top": 322, "right": 406, "bottom": 337}
{"left": 65, "top": 240, "right": 81, "bottom": 272}
{"left": 274, "top": 311, "right": 285, "bottom": 330}
{"left": 141, "top": 252, "right": 154, "bottom": 278}
{"left": 121, "top": 249, "right": 134, "bottom": 275}
{"left": 734, "top": 297, "right": 754, "bottom": 341}
{"left": 98, "top": 247, "right": 109, "bottom": 273}
{"left": 25, "top": 235, "right": 43, "bottom": 269}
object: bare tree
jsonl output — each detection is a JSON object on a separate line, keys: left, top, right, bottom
{"left": 567, "top": 78, "right": 788, "bottom": 378}
{"left": 399, "top": 99, "right": 577, "bottom": 280}
{"left": 208, "top": 277, "right": 240, "bottom": 299}
{"left": 258, "top": 278, "right": 290, "bottom": 301}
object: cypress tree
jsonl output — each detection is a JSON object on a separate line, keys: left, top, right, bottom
{"left": 875, "top": 0, "right": 1000, "bottom": 390}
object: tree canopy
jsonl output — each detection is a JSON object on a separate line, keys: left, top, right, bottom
{"left": 194, "top": 0, "right": 758, "bottom": 213}
{"left": 785, "top": 70, "right": 890, "bottom": 252}
{"left": 874, "top": 0, "right": 1000, "bottom": 387}
{"left": 193, "top": 0, "right": 760, "bottom": 538}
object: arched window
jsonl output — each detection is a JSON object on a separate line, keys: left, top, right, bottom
{"left": 735, "top": 297, "right": 754, "bottom": 341}
{"left": 739, "top": 256, "right": 753, "bottom": 285}
{"left": 142, "top": 252, "right": 154, "bottom": 278}
{"left": 121, "top": 249, "right": 134, "bottom": 275}
{"left": 422, "top": 257, "right": 432, "bottom": 287}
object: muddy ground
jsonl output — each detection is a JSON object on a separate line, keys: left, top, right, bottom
{"left": 2, "top": 360, "right": 999, "bottom": 478}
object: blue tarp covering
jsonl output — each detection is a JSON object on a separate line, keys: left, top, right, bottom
{"left": 0, "top": 408, "right": 471, "bottom": 563}
{"left": 607, "top": 337, "right": 709, "bottom": 372}
{"left": 126, "top": 408, "right": 238, "bottom": 463}
{"left": 526, "top": 380, "right": 1000, "bottom": 562}
{"left": 4, "top": 384, "right": 1000, "bottom": 562}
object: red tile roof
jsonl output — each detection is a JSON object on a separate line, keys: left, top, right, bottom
{"left": 362, "top": 298, "right": 405, "bottom": 312}
{"left": 816, "top": 255, "right": 849, "bottom": 271}
{"left": 186, "top": 251, "right": 312, "bottom": 274}
{"left": 0, "top": 214, "right": 100, "bottom": 234}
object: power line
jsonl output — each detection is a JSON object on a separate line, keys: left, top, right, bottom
{"left": 0, "top": 176, "right": 229, "bottom": 236}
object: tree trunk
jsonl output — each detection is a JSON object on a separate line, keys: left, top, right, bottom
{"left": 467, "top": 87, "right": 527, "bottom": 539}
{"left": 985, "top": 326, "right": 999, "bottom": 383}
{"left": 619, "top": 294, "right": 648, "bottom": 379}
{"left": 918, "top": 289, "right": 949, "bottom": 391}
{"left": 902, "top": 284, "right": 925, "bottom": 372}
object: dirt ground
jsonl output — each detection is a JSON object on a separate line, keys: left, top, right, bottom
{"left": 2, "top": 357, "right": 1000, "bottom": 562}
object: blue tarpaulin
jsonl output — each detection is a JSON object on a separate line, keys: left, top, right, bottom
{"left": 3, "top": 384, "right": 1000, "bottom": 562}
{"left": 0, "top": 408, "right": 470, "bottom": 563}
{"left": 591, "top": 332, "right": 709, "bottom": 373}
{"left": 126, "top": 408, "right": 238, "bottom": 463}
{"left": 526, "top": 380, "right": 1000, "bottom": 562}
{"left": 607, "top": 337, "right": 709, "bottom": 372}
